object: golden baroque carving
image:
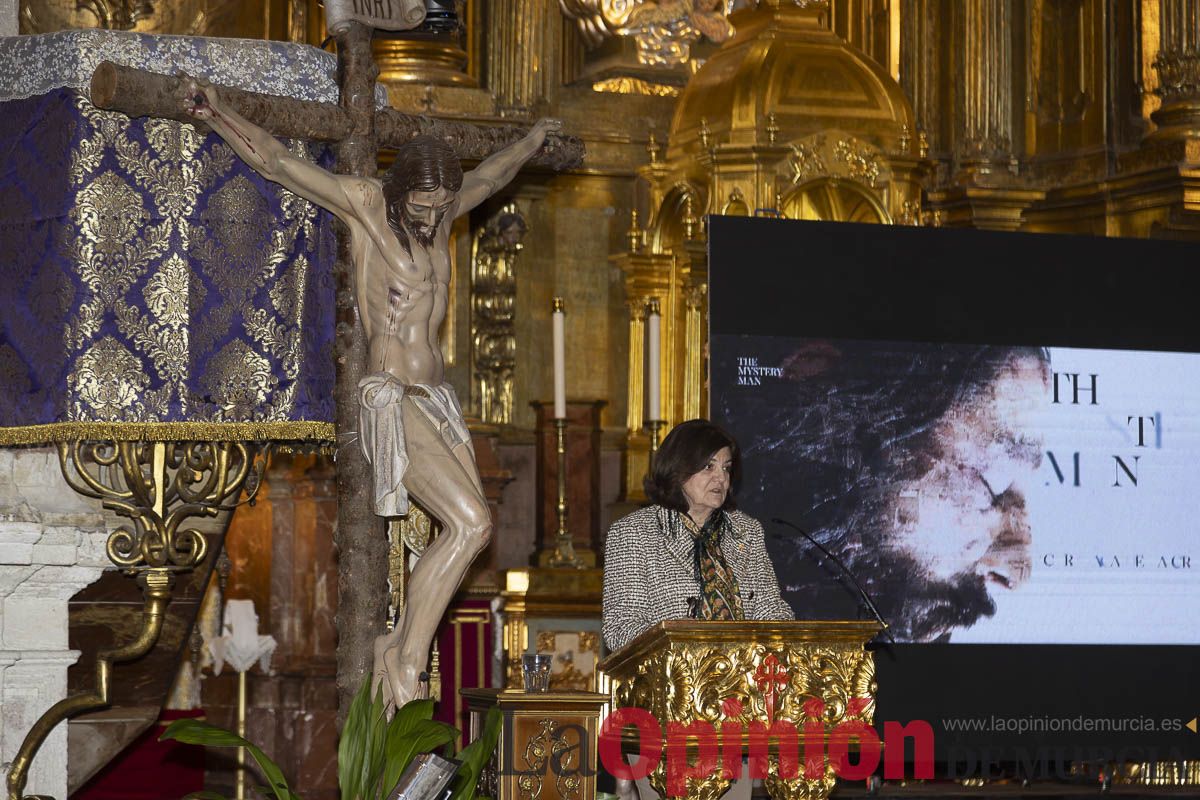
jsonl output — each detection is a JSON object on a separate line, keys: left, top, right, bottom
{"left": 559, "top": 0, "right": 830, "bottom": 53}
{"left": 789, "top": 138, "right": 829, "bottom": 184}
{"left": 538, "top": 631, "right": 600, "bottom": 691}
{"left": 592, "top": 77, "right": 681, "bottom": 97}
{"left": 63, "top": 0, "right": 153, "bottom": 30}
{"left": 387, "top": 503, "right": 441, "bottom": 624}
{"left": 1154, "top": 53, "right": 1200, "bottom": 105}
{"left": 832, "top": 139, "right": 882, "bottom": 187}
{"left": 470, "top": 203, "right": 526, "bottom": 425}
{"left": 559, "top": 0, "right": 734, "bottom": 67}
{"left": 721, "top": 187, "right": 750, "bottom": 216}
{"left": 897, "top": 199, "right": 923, "bottom": 226}
{"left": 550, "top": 652, "right": 591, "bottom": 691}
{"left": 957, "top": 133, "right": 1014, "bottom": 162}
{"left": 788, "top": 133, "right": 890, "bottom": 189}
{"left": 400, "top": 504, "right": 438, "bottom": 555}
{"left": 21, "top": 0, "right": 250, "bottom": 37}
{"left": 612, "top": 639, "right": 875, "bottom": 800}
{"left": 520, "top": 719, "right": 582, "bottom": 800}
{"left": 558, "top": 0, "right": 640, "bottom": 49}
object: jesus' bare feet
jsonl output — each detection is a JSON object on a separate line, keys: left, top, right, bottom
{"left": 371, "top": 627, "right": 428, "bottom": 714}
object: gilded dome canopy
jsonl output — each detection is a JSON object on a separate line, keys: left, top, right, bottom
{"left": 668, "top": 0, "right": 914, "bottom": 159}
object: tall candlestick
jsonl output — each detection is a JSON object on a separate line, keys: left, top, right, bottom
{"left": 646, "top": 298, "right": 661, "bottom": 422}
{"left": 236, "top": 670, "right": 247, "bottom": 800}
{"left": 552, "top": 297, "right": 566, "bottom": 419}
{"left": 548, "top": 417, "right": 579, "bottom": 568}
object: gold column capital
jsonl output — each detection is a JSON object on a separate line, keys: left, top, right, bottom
{"left": 1147, "top": 0, "right": 1200, "bottom": 142}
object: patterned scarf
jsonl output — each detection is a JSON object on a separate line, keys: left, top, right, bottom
{"left": 679, "top": 510, "right": 745, "bottom": 621}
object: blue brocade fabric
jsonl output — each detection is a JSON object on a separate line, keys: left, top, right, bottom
{"left": 0, "top": 88, "right": 338, "bottom": 442}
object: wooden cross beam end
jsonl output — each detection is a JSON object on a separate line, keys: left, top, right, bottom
{"left": 89, "top": 61, "right": 584, "bottom": 170}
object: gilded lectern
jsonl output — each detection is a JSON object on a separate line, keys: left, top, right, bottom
{"left": 599, "top": 620, "right": 881, "bottom": 800}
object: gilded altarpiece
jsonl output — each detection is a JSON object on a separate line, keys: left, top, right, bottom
{"left": 615, "top": 0, "right": 926, "bottom": 497}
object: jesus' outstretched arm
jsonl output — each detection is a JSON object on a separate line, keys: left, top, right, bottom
{"left": 178, "top": 76, "right": 363, "bottom": 225}
{"left": 454, "top": 117, "right": 564, "bottom": 216}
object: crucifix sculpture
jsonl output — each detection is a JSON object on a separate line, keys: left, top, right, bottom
{"left": 180, "top": 77, "right": 560, "bottom": 712}
{"left": 89, "top": 22, "right": 581, "bottom": 716}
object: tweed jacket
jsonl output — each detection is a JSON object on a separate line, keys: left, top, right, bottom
{"left": 602, "top": 504, "right": 794, "bottom": 652}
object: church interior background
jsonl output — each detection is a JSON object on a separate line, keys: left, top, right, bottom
{"left": 1, "top": 0, "right": 1199, "bottom": 798}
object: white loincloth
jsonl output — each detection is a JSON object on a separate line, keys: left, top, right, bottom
{"left": 357, "top": 373, "right": 470, "bottom": 517}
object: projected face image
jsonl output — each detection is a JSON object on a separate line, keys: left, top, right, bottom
{"left": 724, "top": 340, "right": 1052, "bottom": 644}
{"left": 879, "top": 354, "right": 1048, "bottom": 639}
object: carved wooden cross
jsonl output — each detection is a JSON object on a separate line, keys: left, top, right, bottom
{"left": 89, "top": 23, "right": 582, "bottom": 719}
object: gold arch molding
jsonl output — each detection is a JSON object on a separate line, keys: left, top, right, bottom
{"left": 782, "top": 177, "right": 891, "bottom": 224}
{"left": 652, "top": 181, "right": 707, "bottom": 251}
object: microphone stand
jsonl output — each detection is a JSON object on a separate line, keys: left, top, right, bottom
{"left": 771, "top": 517, "right": 896, "bottom": 645}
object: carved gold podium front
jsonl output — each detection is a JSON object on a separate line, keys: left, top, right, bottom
{"left": 599, "top": 620, "right": 881, "bottom": 800}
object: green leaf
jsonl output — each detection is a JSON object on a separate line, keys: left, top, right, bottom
{"left": 389, "top": 698, "right": 435, "bottom": 732}
{"left": 338, "top": 679, "right": 373, "bottom": 800}
{"left": 341, "top": 678, "right": 416, "bottom": 800}
{"left": 448, "top": 708, "right": 503, "bottom": 800}
{"left": 378, "top": 718, "right": 460, "bottom": 797}
{"left": 183, "top": 792, "right": 230, "bottom": 800}
{"left": 254, "top": 784, "right": 303, "bottom": 800}
{"left": 162, "top": 719, "right": 296, "bottom": 800}
{"left": 363, "top": 681, "right": 390, "bottom": 799}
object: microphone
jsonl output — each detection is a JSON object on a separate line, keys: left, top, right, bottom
{"left": 771, "top": 517, "right": 895, "bottom": 644}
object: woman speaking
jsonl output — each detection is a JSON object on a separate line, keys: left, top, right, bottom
{"left": 602, "top": 419, "right": 794, "bottom": 652}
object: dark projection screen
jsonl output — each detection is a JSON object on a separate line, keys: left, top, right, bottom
{"left": 707, "top": 216, "right": 1200, "bottom": 763}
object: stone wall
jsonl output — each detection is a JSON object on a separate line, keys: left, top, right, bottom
{"left": 0, "top": 448, "right": 111, "bottom": 799}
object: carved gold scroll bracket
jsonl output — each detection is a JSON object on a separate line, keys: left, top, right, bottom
{"left": 5, "top": 440, "right": 263, "bottom": 800}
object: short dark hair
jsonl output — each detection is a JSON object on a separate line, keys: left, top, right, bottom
{"left": 381, "top": 135, "right": 464, "bottom": 253}
{"left": 645, "top": 419, "right": 742, "bottom": 513}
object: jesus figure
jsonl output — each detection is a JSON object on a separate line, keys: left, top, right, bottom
{"left": 181, "top": 78, "right": 562, "bottom": 709}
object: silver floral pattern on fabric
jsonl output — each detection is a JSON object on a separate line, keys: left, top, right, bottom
{"left": 0, "top": 28, "right": 388, "bottom": 106}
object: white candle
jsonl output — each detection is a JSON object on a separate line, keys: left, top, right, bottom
{"left": 553, "top": 297, "right": 566, "bottom": 419}
{"left": 646, "top": 298, "right": 661, "bottom": 423}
